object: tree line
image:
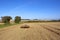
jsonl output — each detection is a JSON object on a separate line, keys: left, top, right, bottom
{"left": 1, "top": 16, "right": 21, "bottom": 24}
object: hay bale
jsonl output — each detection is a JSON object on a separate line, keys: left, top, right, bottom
{"left": 20, "top": 25, "right": 30, "bottom": 28}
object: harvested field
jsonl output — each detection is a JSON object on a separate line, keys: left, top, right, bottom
{"left": 0, "top": 23, "right": 4, "bottom": 25}
{"left": 0, "top": 22, "right": 60, "bottom": 40}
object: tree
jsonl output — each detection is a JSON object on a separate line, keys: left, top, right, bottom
{"left": 14, "top": 16, "right": 21, "bottom": 23}
{"left": 58, "top": 19, "right": 60, "bottom": 21}
{"left": 1, "top": 16, "right": 12, "bottom": 24}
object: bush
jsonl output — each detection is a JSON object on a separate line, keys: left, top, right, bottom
{"left": 20, "top": 25, "right": 30, "bottom": 28}
{"left": 14, "top": 16, "right": 21, "bottom": 23}
{"left": 1, "top": 16, "right": 12, "bottom": 24}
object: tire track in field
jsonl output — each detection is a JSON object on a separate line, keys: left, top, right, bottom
{"left": 45, "top": 24, "right": 60, "bottom": 31}
{"left": 32, "top": 24, "right": 49, "bottom": 40}
{"left": 28, "top": 23, "right": 52, "bottom": 40}
{"left": 37, "top": 25, "right": 52, "bottom": 40}
{"left": 44, "top": 23, "right": 60, "bottom": 30}
{"left": 39, "top": 24, "right": 60, "bottom": 40}
{"left": 47, "top": 24, "right": 60, "bottom": 30}
{"left": 36, "top": 23, "right": 58, "bottom": 40}
{"left": 39, "top": 25, "right": 56, "bottom": 40}
{"left": 41, "top": 24, "right": 60, "bottom": 35}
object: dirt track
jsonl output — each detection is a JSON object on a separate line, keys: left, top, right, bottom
{"left": 0, "top": 22, "right": 60, "bottom": 40}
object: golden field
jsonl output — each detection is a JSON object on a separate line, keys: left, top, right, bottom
{"left": 0, "top": 22, "right": 60, "bottom": 40}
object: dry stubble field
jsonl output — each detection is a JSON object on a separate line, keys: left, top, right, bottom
{"left": 0, "top": 22, "right": 60, "bottom": 40}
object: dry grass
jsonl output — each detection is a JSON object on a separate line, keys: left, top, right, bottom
{"left": 0, "top": 23, "right": 4, "bottom": 25}
{"left": 0, "top": 22, "right": 60, "bottom": 40}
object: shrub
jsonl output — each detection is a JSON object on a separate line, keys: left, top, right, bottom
{"left": 14, "top": 16, "right": 21, "bottom": 23}
{"left": 1, "top": 16, "right": 12, "bottom": 24}
{"left": 20, "top": 25, "right": 30, "bottom": 28}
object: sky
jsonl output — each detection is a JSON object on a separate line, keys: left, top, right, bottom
{"left": 0, "top": 0, "right": 60, "bottom": 20}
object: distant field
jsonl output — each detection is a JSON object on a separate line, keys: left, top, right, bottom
{"left": 0, "top": 22, "right": 60, "bottom": 40}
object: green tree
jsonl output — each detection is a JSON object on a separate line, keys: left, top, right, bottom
{"left": 1, "top": 16, "right": 12, "bottom": 24}
{"left": 58, "top": 19, "right": 60, "bottom": 21}
{"left": 14, "top": 16, "right": 21, "bottom": 23}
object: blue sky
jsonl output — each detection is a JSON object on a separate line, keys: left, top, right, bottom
{"left": 0, "top": 0, "right": 60, "bottom": 20}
